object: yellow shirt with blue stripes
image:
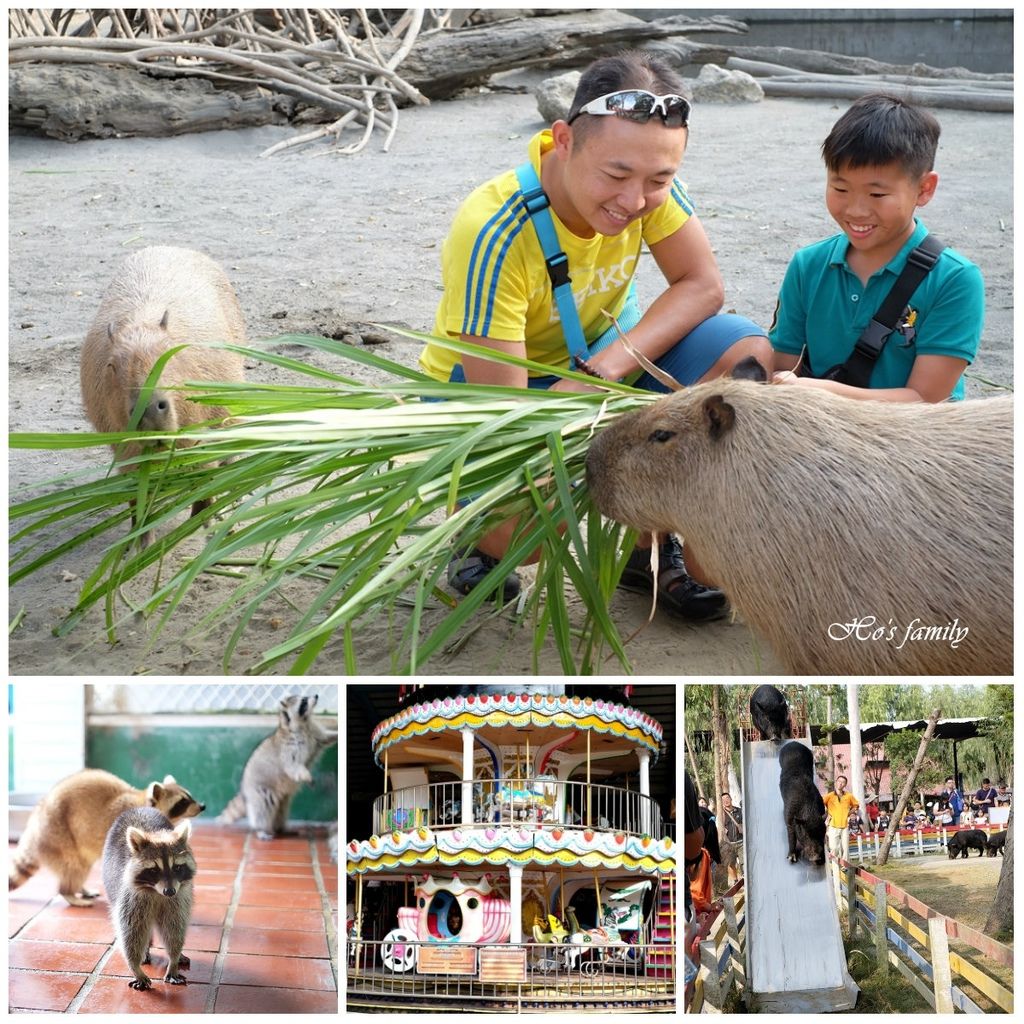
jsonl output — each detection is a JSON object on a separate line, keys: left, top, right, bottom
{"left": 420, "top": 129, "right": 694, "bottom": 381}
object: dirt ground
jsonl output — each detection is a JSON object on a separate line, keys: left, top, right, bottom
{"left": 7, "top": 69, "right": 1013, "bottom": 676}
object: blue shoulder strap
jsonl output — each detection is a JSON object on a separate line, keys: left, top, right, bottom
{"left": 513, "top": 161, "right": 588, "bottom": 360}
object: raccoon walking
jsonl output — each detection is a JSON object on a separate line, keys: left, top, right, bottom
{"left": 220, "top": 694, "right": 337, "bottom": 840}
{"left": 9, "top": 769, "right": 204, "bottom": 906}
{"left": 102, "top": 807, "right": 196, "bottom": 990}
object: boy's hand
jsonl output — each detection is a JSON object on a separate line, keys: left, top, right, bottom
{"left": 772, "top": 370, "right": 802, "bottom": 385}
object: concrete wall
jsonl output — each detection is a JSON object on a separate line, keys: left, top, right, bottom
{"left": 627, "top": 9, "right": 1013, "bottom": 74}
{"left": 87, "top": 717, "right": 338, "bottom": 822}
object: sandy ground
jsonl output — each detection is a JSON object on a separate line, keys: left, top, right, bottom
{"left": 7, "top": 70, "right": 1013, "bottom": 676}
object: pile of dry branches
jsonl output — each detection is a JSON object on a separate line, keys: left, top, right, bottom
{"left": 8, "top": 8, "right": 455, "bottom": 155}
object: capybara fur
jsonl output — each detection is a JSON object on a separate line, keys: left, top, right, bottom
{"left": 80, "top": 246, "right": 246, "bottom": 544}
{"left": 585, "top": 378, "right": 1012, "bottom": 675}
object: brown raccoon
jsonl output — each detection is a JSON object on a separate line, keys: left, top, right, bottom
{"left": 9, "top": 769, "right": 204, "bottom": 906}
{"left": 102, "top": 807, "right": 196, "bottom": 989}
{"left": 219, "top": 694, "right": 337, "bottom": 840}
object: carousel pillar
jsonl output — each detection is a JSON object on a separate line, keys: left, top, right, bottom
{"left": 508, "top": 863, "right": 524, "bottom": 943}
{"left": 461, "top": 728, "right": 474, "bottom": 827}
{"left": 637, "top": 748, "right": 652, "bottom": 834}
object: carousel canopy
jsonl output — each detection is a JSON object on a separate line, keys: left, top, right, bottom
{"left": 371, "top": 692, "right": 664, "bottom": 769}
{"left": 346, "top": 825, "right": 675, "bottom": 876}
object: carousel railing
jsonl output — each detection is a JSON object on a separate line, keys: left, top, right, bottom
{"left": 372, "top": 778, "right": 663, "bottom": 837}
{"left": 346, "top": 939, "right": 675, "bottom": 1010}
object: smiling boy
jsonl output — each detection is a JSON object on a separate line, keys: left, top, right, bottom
{"left": 770, "top": 94, "right": 984, "bottom": 403}
{"left": 421, "top": 51, "right": 770, "bottom": 613}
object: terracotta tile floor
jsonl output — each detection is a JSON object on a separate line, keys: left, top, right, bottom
{"left": 9, "top": 824, "right": 338, "bottom": 1014}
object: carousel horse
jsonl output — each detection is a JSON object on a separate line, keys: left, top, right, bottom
{"left": 531, "top": 914, "right": 571, "bottom": 971}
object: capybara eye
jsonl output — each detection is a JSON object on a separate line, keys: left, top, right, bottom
{"left": 648, "top": 429, "right": 676, "bottom": 443}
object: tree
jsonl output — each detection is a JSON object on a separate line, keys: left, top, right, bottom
{"left": 876, "top": 708, "right": 941, "bottom": 866}
{"left": 862, "top": 741, "right": 887, "bottom": 801}
{"left": 984, "top": 807, "right": 1013, "bottom": 939}
{"left": 885, "top": 729, "right": 946, "bottom": 798}
{"left": 711, "top": 686, "right": 730, "bottom": 848}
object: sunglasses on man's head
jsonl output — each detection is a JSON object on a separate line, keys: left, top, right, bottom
{"left": 569, "top": 89, "right": 691, "bottom": 128}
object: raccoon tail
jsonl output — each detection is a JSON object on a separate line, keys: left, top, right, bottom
{"left": 218, "top": 792, "right": 248, "bottom": 824}
{"left": 9, "top": 848, "right": 39, "bottom": 890}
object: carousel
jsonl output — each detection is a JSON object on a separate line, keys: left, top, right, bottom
{"left": 346, "top": 686, "right": 676, "bottom": 1013}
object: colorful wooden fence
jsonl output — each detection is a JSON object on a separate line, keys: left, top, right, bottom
{"left": 686, "top": 860, "right": 1012, "bottom": 1014}
{"left": 847, "top": 823, "right": 1008, "bottom": 863}
{"left": 685, "top": 879, "right": 745, "bottom": 1014}
{"left": 843, "top": 862, "right": 1013, "bottom": 1014}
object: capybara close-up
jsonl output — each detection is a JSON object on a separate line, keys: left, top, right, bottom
{"left": 777, "top": 740, "right": 827, "bottom": 866}
{"left": 750, "top": 684, "right": 791, "bottom": 742}
{"left": 584, "top": 379, "right": 1012, "bottom": 676}
{"left": 80, "top": 245, "right": 247, "bottom": 543}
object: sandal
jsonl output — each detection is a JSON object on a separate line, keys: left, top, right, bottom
{"left": 619, "top": 537, "right": 728, "bottom": 622}
{"left": 447, "top": 547, "right": 522, "bottom": 602}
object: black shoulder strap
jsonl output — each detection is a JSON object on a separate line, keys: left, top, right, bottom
{"left": 830, "top": 233, "right": 946, "bottom": 388}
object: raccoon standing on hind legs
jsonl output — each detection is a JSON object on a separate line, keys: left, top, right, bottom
{"left": 220, "top": 694, "right": 337, "bottom": 840}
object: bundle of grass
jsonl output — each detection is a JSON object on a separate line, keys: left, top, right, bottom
{"left": 11, "top": 331, "right": 660, "bottom": 674}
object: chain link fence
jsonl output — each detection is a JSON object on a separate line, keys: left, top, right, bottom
{"left": 87, "top": 683, "right": 338, "bottom": 715}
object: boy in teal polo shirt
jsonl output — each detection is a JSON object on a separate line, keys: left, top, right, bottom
{"left": 770, "top": 94, "right": 983, "bottom": 402}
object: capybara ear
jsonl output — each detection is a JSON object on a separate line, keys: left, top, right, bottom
{"left": 159, "top": 309, "right": 170, "bottom": 330}
{"left": 730, "top": 356, "right": 768, "bottom": 383}
{"left": 702, "top": 395, "right": 736, "bottom": 441}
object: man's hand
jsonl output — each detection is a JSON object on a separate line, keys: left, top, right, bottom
{"left": 548, "top": 376, "right": 605, "bottom": 394}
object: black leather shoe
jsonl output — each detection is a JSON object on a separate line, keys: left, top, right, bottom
{"left": 447, "top": 547, "right": 522, "bottom": 602}
{"left": 618, "top": 537, "right": 728, "bottom": 622}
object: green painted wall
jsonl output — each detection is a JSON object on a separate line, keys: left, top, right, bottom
{"left": 87, "top": 722, "right": 338, "bottom": 821}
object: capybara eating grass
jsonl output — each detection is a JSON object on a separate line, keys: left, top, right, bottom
{"left": 80, "top": 246, "right": 246, "bottom": 545}
{"left": 585, "top": 377, "right": 1012, "bottom": 675}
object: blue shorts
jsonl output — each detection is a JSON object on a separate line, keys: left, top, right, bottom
{"left": 434, "top": 284, "right": 766, "bottom": 393}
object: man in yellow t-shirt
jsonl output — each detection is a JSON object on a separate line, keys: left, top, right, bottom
{"left": 824, "top": 775, "right": 860, "bottom": 864}
{"left": 423, "top": 50, "right": 772, "bottom": 614}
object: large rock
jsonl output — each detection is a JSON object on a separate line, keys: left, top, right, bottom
{"left": 534, "top": 70, "right": 581, "bottom": 123}
{"left": 691, "top": 64, "right": 763, "bottom": 104}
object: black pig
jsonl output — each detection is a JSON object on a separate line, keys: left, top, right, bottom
{"left": 779, "top": 741, "right": 826, "bottom": 865}
{"left": 750, "top": 685, "right": 791, "bottom": 741}
{"left": 986, "top": 831, "right": 1006, "bottom": 857}
{"left": 947, "top": 828, "right": 988, "bottom": 859}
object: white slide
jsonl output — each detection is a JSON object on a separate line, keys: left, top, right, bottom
{"left": 741, "top": 735, "right": 860, "bottom": 1012}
